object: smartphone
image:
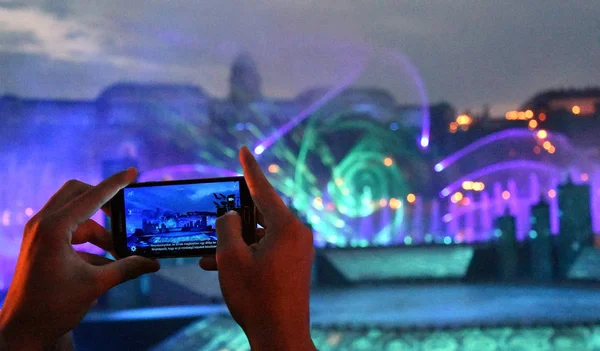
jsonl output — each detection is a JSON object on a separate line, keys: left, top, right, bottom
{"left": 110, "top": 176, "right": 256, "bottom": 258}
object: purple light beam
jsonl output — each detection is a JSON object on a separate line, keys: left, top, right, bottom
{"left": 434, "top": 128, "right": 556, "bottom": 172}
{"left": 439, "top": 160, "right": 558, "bottom": 198}
{"left": 253, "top": 48, "right": 370, "bottom": 155}
{"left": 386, "top": 50, "right": 431, "bottom": 149}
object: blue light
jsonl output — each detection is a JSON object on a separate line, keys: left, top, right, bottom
{"left": 441, "top": 188, "right": 450, "bottom": 197}
{"left": 529, "top": 230, "right": 538, "bottom": 239}
{"left": 434, "top": 163, "right": 444, "bottom": 172}
{"left": 442, "top": 214, "right": 453, "bottom": 223}
{"left": 254, "top": 145, "right": 265, "bottom": 155}
{"left": 236, "top": 123, "right": 245, "bottom": 131}
{"left": 389, "top": 123, "right": 399, "bottom": 131}
{"left": 404, "top": 236, "right": 413, "bottom": 245}
{"left": 420, "top": 136, "right": 429, "bottom": 148}
{"left": 443, "top": 236, "right": 452, "bottom": 245}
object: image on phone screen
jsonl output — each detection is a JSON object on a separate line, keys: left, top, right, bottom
{"left": 122, "top": 180, "right": 241, "bottom": 255}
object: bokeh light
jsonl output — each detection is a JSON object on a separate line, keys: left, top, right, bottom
{"left": 537, "top": 130, "right": 548, "bottom": 139}
{"left": 268, "top": 164, "right": 280, "bottom": 173}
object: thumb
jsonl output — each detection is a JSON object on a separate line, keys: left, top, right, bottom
{"left": 216, "top": 211, "right": 251, "bottom": 265}
{"left": 96, "top": 256, "right": 160, "bottom": 291}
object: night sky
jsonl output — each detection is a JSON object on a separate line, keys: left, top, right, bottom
{"left": 0, "top": 1, "right": 598, "bottom": 115}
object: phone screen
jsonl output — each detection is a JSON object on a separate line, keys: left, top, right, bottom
{"left": 118, "top": 179, "right": 246, "bottom": 256}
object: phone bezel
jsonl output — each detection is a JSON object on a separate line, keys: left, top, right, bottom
{"left": 110, "top": 176, "right": 256, "bottom": 258}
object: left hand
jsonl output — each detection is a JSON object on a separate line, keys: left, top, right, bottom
{"left": 0, "top": 169, "right": 160, "bottom": 350}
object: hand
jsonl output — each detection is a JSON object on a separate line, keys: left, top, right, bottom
{"left": 0, "top": 169, "right": 160, "bottom": 350}
{"left": 200, "top": 147, "right": 317, "bottom": 351}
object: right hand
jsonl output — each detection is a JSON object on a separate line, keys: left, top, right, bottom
{"left": 199, "top": 147, "right": 316, "bottom": 351}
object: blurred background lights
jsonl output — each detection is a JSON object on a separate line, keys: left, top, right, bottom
{"left": 389, "top": 198, "right": 402, "bottom": 209}
{"left": 525, "top": 110, "right": 534, "bottom": 118}
{"left": 268, "top": 164, "right": 280, "bottom": 173}
{"left": 536, "top": 130, "right": 548, "bottom": 139}
{"left": 451, "top": 192, "right": 463, "bottom": 203}
{"left": 528, "top": 120, "right": 538, "bottom": 129}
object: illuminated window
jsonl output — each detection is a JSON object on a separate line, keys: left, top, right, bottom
{"left": 536, "top": 130, "right": 548, "bottom": 139}
{"left": 451, "top": 192, "right": 463, "bottom": 203}
{"left": 449, "top": 122, "right": 458, "bottom": 133}
{"left": 472, "top": 182, "right": 485, "bottom": 191}
{"left": 456, "top": 114, "right": 472, "bottom": 125}
{"left": 505, "top": 111, "right": 518, "bottom": 120}
{"left": 528, "top": 120, "right": 538, "bottom": 129}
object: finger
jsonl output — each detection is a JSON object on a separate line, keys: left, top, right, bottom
{"left": 256, "top": 228, "right": 266, "bottom": 240}
{"left": 199, "top": 256, "right": 217, "bottom": 271}
{"left": 61, "top": 168, "right": 137, "bottom": 226}
{"left": 77, "top": 251, "right": 114, "bottom": 266}
{"left": 42, "top": 180, "right": 112, "bottom": 217}
{"left": 72, "top": 219, "right": 114, "bottom": 253}
{"left": 249, "top": 243, "right": 260, "bottom": 253}
{"left": 95, "top": 256, "right": 160, "bottom": 292}
{"left": 216, "top": 211, "right": 251, "bottom": 266}
{"left": 239, "top": 147, "right": 288, "bottom": 221}
{"left": 41, "top": 180, "right": 92, "bottom": 214}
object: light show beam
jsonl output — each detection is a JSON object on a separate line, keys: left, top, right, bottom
{"left": 253, "top": 49, "right": 369, "bottom": 156}
{"left": 434, "top": 129, "right": 556, "bottom": 172}
{"left": 386, "top": 50, "right": 431, "bottom": 149}
{"left": 439, "top": 160, "right": 559, "bottom": 198}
